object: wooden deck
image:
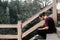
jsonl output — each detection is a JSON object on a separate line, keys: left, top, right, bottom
{"left": 46, "top": 33, "right": 60, "bottom": 40}
{"left": 46, "top": 27, "right": 60, "bottom": 40}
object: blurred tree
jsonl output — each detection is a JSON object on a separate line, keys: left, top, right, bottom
{"left": 0, "top": 0, "right": 10, "bottom": 24}
{"left": 9, "top": 0, "right": 18, "bottom": 24}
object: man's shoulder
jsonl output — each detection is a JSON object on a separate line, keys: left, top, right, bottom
{"left": 46, "top": 17, "right": 52, "bottom": 20}
{"left": 45, "top": 17, "right": 53, "bottom": 21}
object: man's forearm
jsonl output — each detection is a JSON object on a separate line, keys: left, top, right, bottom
{"left": 38, "top": 26, "right": 49, "bottom": 30}
{"left": 43, "top": 26, "right": 49, "bottom": 30}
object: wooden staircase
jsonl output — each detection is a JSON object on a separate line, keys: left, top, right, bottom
{"left": 21, "top": 0, "right": 59, "bottom": 40}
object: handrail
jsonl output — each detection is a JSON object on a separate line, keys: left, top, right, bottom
{"left": 0, "top": 35, "right": 18, "bottom": 39}
{"left": 0, "top": 24, "right": 17, "bottom": 28}
{"left": 22, "top": 20, "right": 45, "bottom": 38}
{"left": 0, "top": 21, "right": 22, "bottom": 40}
{"left": 22, "top": 14, "right": 53, "bottom": 38}
{"left": 22, "top": 3, "right": 53, "bottom": 28}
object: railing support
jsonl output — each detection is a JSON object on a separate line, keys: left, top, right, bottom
{"left": 53, "top": 0, "right": 57, "bottom": 24}
{"left": 18, "top": 21, "right": 22, "bottom": 40}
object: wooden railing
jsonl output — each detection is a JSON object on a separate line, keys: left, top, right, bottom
{"left": 0, "top": 21, "right": 22, "bottom": 40}
{"left": 22, "top": 20, "right": 45, "bottom": 38}
{"left": 0, "top": 3, "right": 54, "bottom": 40}
{"left": 0, "top": 0, "right": 57, "bottom": 40}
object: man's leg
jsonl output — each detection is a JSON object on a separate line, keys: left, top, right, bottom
{"left": 37, "top": 30, "right": 47, "bottom": 39}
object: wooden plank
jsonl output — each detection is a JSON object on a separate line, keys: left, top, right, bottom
{"left": 53, "top": 0, "right": 57, "bottom": 24}
{"left": 58, "top": 10, "right": 60, "bottom": 13}
{"left": 0, "top": 35, "right": 18, "bottom": 39}
{"left": 18, "top": 21, "right": 22, "bottom": 40}
{"left": 46, "top": 33, "right": 60, "bottom": 40}
{"left": 46, "top": 27, "right": 60, "bottom": 40}
{"left": 22, "top": 20, "right": 45, "bottom": 38}
{"left": 58, "top": 0, "right": 60, "bottom": 2}
{"left": 22, "top": 3, "right": 53, "bottom": 28}
{"left": 0, "top": 24, "right": 18, "bottom": 28}
{"left": 56, "top": 27, "right": 60, "bottom": 37}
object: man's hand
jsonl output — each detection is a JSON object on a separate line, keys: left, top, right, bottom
{"left": 38, "top": 26, "right": 49, "bottom": 30}
{"left": 42, "top": 26, "right": 49, "bottom": 30}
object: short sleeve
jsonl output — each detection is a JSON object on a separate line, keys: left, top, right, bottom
{"left": 45, "top": 18, "right": 49, "bottom": 26}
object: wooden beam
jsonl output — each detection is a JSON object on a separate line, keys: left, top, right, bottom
{"left": 0, "top": 24, "right": 18, "bottom": 28}
{"left": 0, "top": 35, "right": 18, "bottom": 39}
{"left": 18, "top": 21, "right": 22, "bottom": 40}
{"left": 53, "top": 0, "right": 57, "bottom": 24}
{"left": 22, "top": 20, "right": 45, "bottom": 38}
{"left": 58, "top": 10, "right": 60, "bottom": 13}
{"left": 58, "top": 0, "right": 60, "bottom": 2}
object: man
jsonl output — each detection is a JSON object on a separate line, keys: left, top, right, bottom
{"left": 36, "top": 13, "right": 56, "bottom": 39}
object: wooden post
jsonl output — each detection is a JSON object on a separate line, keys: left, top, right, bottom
{"left": 58, "top": 0, "right": 60, "bottom": 2}
{"left": 53, "top": 0, "right": 57, "bottom": 24}
{"left": 18, "top": 21, "right": 22, "bottom": 40}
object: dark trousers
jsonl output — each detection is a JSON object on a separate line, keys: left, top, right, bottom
{"left": 37, "top": 30, "right": 48, "bottom": 39}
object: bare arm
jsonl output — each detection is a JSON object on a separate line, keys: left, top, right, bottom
{"left": 42, "top": 26, "right": 49, "bottom": 30}
{"left": 38, "top": 26, "right": 49, "bottom": 30}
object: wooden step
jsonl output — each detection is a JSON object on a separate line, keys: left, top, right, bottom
{"left": 56, "top": 27, "right": 60, "bottom": 37}
{"left": 46, "top": 33, "right": 60, "bottom": 40}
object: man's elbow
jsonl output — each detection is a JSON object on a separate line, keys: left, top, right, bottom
{"left": 44, "top": 26, "right": 49, "bottom": 30}
{"left": 46, "top": 27, "right": 49, "bottom": 30}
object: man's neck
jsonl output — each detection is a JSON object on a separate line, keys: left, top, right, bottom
{"left": 44, "top": 16, "right": 48, "bottom": 19}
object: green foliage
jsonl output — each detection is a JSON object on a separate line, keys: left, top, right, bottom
{"left": 18, "top": 0, "right": 41, "bottom": 22}
{"left": 0, "top": 1, "right": 10, "bottom": 24}
{"left": 0, "top": 0, "right": 52, "bottom": 23}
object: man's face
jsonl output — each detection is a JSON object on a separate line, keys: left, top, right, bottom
{"left": 39, "top": 16, "right": 45, "bottom": 20}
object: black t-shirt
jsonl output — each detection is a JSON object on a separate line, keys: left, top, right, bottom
{"left": 45, "top": 17, "right": 56, "bottom": 33}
